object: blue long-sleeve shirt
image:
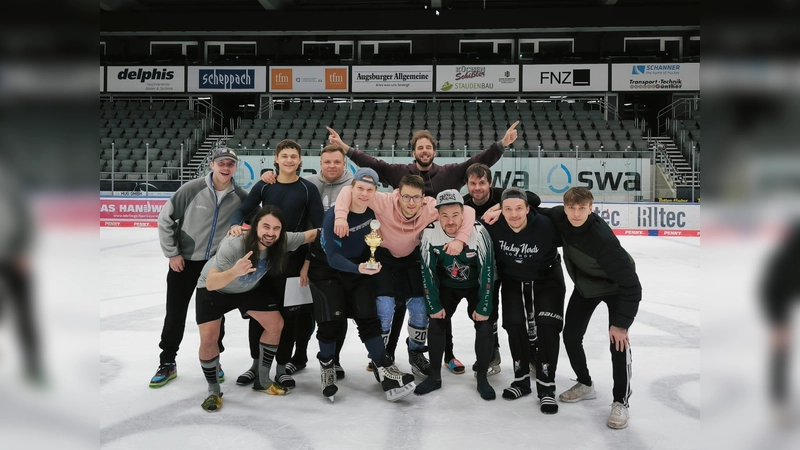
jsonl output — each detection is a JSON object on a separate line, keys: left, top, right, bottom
{"left": 319, "top": 207, "right": 376, "bottom": 274}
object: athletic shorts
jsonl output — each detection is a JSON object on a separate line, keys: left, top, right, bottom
{"left": 195, "top": 279, "right": 279, "bottom": 325}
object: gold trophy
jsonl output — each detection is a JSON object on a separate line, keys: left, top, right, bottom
{"left": 364, "top": 219, "right": 383, "bottom": 270}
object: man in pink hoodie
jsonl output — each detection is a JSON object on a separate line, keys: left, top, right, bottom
{"left": 333, "top": 175, "right": 475, "bottom": 377}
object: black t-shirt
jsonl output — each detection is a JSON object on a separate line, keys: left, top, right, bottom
{"left": 482, "top": 209, "right": 561, "bottom": 282}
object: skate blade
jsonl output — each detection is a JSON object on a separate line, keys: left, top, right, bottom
{"left": 386, "top": 382, "right": 417, "bottom": 402}
{"left": 411, "top": 367, "right": 429, "bottom": 378}
{"left": 473, "top": 365, "right": 502, "bottom": 378}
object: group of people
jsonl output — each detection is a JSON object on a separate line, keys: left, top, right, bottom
{"left": 150, "top": 122, "right": 641, "bottom": 429}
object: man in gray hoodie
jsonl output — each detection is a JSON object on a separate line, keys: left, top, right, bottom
{"left": 150, "top": 147, "right": 248, "bottom": 388}
{"left": 305, "top": 144, "right": 354, "bottom": 213}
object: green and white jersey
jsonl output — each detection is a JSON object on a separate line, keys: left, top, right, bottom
{"left": 419, "top": 220, "right": 495, "bottom": 316}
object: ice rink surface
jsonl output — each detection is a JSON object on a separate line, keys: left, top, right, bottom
{"left": 99, "top": 228, "right": 699, "bottom": 450}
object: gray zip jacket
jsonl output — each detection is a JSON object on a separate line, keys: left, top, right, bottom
{"left": 304, "top": 170, "right": 354, "bottom": 212}
{"left": 158, "top": 173, "right": 248, "bottom": 261}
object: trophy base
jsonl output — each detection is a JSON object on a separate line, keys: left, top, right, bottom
{"left": 365, "top": 262, "right": 379, "bottom": 270}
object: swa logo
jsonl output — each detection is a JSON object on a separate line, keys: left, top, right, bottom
{"left": 547, "top": 164, "right": 572, "bottom": 194}
{"left": 631, "top": 65, "right": 647, "bottom": 75}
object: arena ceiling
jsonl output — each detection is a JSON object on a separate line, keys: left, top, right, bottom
{"left": 100, "top": 0, "right": 700, "bottom": 34}
{"left": 100, "top": 0, "right": 698, "bottom": 13}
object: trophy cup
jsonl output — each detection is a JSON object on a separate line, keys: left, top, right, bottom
{"left": 364, "top": 220, "right": 383, "bottom": 270}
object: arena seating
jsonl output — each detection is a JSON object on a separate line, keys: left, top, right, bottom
{"left": 99, "top": 99, "right": 207, "bottom": 180}
{"left": 227, "top": 100, "right": 646, "bottom": 158}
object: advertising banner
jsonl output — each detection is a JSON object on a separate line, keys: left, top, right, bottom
{"left": 435, "top": 65, "right": 519, "bottom": 92}
{"left": 187, "top": 66, "right": 267, "bottom": 92}
{"left": 269, "top": 66, "right": 349, "bottom": 92}
{"left": 611, "top": 63, "right": 700, "bottom": 91}
{"left": 100, "top": 198, "right": 168, "bottom": 222}
{"left": 540, "top": 201, "right": 700, "bottom": 236}
{"left": 106, "top": 66, "right": 185, "bottom": 92}
{"left": 352, "top": 66, "right": 433, "bottom": 92}
{"left": 522, "top": 64, "right": 608, "bottom": 92}
{"left": 233, "top": 155, "right": 651, "bottom": 201}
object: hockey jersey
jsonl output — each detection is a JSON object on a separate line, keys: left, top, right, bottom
{"left": 419, "top": 220, "right": 494, "bottom": 316}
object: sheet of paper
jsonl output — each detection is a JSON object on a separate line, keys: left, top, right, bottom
{"left": 283, "top": 276, "right": 313, "bottom": 306}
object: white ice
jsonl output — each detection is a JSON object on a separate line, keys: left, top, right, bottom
{"left": 99, "top": 228, "right": 700, "bottom": 450}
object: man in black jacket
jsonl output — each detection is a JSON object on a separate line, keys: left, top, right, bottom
{"left": 539, "top": 187, "right": 641, "bottom": 429}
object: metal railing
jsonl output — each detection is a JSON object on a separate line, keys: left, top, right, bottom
{"left": 102, "top": 141, "right": 194, "bottom": 195}
{"left": 657, "top": 97, "right": 700, "bottom": 136}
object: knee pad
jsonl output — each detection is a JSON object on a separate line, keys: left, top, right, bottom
{"left": 406, "top": 297, "right": 429, "bottom": 329}
{"left": 407, "top": 324, "right": 427, "bottom": 350}
{"left": 376, "top": 296, "right": 396, "bottom": 333}
{"left": 535, "top": 310, "right": 564, "bottom": 332}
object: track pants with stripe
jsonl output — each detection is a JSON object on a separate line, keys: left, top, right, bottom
{"left": 562, "top": 290, "right": 633, "bottom": 407}
{"left": 501, "top": 265, "right": 565, "bottom": 399}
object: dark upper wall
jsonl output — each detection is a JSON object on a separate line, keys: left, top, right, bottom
{"left": 100, "top": 5, "right": 699, "bottom": 34}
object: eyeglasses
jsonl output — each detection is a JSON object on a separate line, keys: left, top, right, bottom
{"left": 401, "top": 195, "right": 423, "bottom": 203}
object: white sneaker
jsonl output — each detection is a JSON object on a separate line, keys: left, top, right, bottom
{"left": 558, "top": 381, "right": 597, "bottom": 403}
{"left": 607, "top": 402, "right": 629, "bottom": 429}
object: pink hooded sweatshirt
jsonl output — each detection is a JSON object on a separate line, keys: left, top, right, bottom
{"left": 334, "top": 186, "right": 475, "bottom": 258}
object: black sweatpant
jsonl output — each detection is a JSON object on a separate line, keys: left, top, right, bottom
{"left": 442, "top": 282, "right": 501, "bottom": 363}
{"left": 428, "top": 286, "right": 496, "bottom": 380}
{"left": 159, "top": 260, "right": 225, "bottom": 365}
{"left": 501, "top": 267, "right": 565, "bottom": 398}
{"left": 562, "top": 289, "right": 633, "bottom": 407}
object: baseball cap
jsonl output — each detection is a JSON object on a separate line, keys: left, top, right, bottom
{"left": 353, "top": 167, "right": 380, "bottom": 186}
{"left": 435, "top": 189, "right": 464, "bottom": 209}
{"left": 212, "top": 147, "right": 238, "bottom": 163}
{"left": 500, "top": 187, "right": 528, "bottom": 205}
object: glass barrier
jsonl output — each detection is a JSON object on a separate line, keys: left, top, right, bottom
{"left": 101, "top": 142, "right": 658, "bottom": 200}
{"left": 209, "top": 144, "right": 656, "bottom": 202}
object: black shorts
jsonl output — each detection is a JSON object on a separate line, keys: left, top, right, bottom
{"left": 196, "top": 279, "right": 280, "bottom": 325}
{"left": 309, "top": 266, "right": 378, "bottom": 323}
{"left": 373, "top": 247, "right": 424, "bottom": 299}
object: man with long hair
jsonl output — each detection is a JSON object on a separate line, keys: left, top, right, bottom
{"left": 229, "top": 139, "right": 323, "bottom": 389}
{"left": 195, "top": 206, "right": 316, "bottom": 412}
